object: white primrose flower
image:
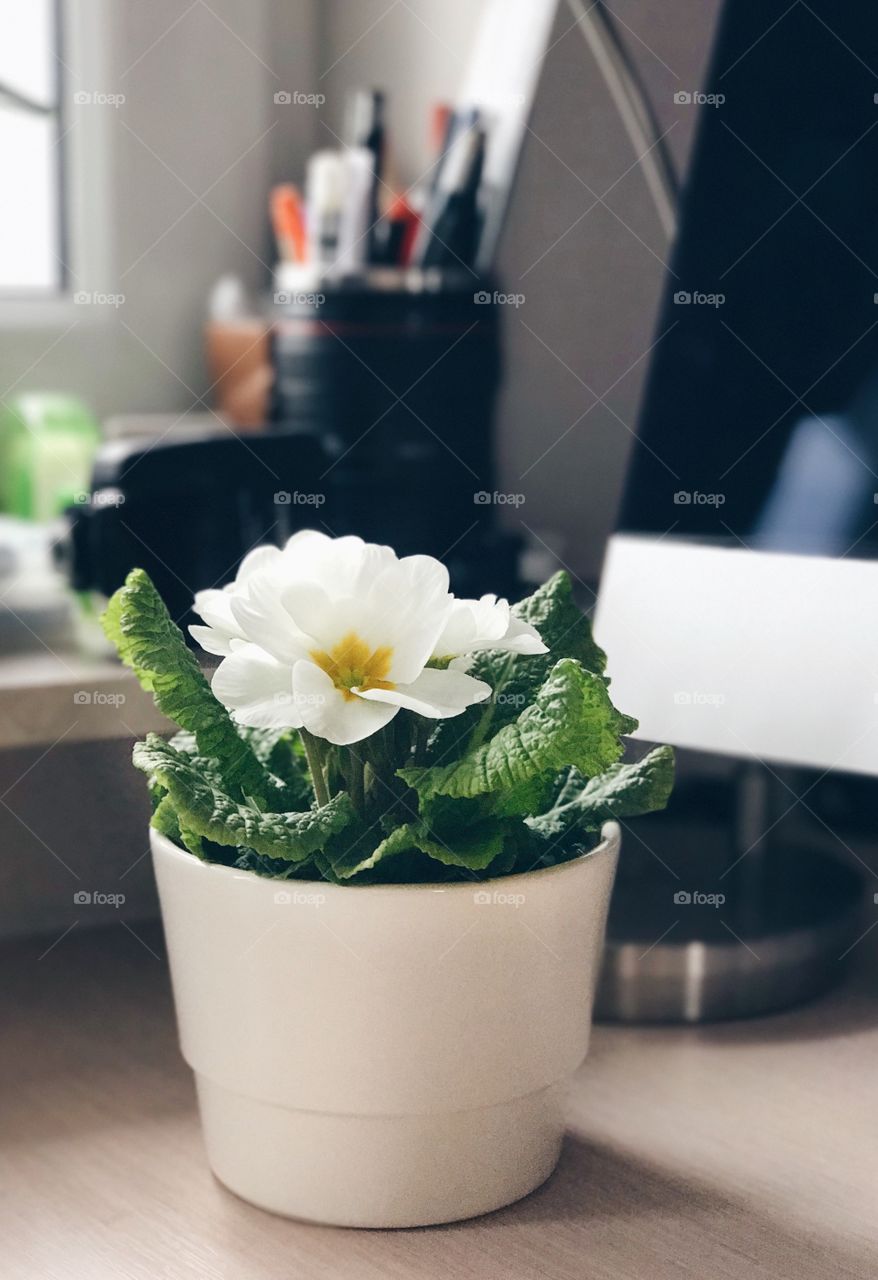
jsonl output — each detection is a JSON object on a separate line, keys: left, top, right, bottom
{"left": 432, "top": 593, "right": 548, "bottom": 666}
{"left": 200, "top": 532, "right": 494, "bottom": 746}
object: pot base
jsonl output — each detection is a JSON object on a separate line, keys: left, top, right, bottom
{"left": 196, "top": 1074, "right": 566, "bottom": 1228}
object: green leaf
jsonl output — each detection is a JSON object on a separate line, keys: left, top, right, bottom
{"left": 151, "top": 791, "right": 205, "bottom": 858}
{"left": 324, "top": 821, "right": 419, "bottom": 880}
{"left": 528, "top": 745, "right": 675, "bottom": 840}
{"left": 513, "top": 569, "right": 607, "bottom": 673}
{"left": 238, "top": 729, "right": 312, "bottom": 802}
{"left": 170, "top": 726, "right": 312, "bottom": 813}
{"left": 133, "top": 734, "right": 355, "bottom": 862}
{"left": 234, "top": 848, "right": 325, "bottom": 880}
{"left": 325, "top": 817, "right": 509, "bottom": 881}
{"left": 151, "top": 792, "right": 182, "bottom": 842}
{"left": 426, "top": 570, "right": 627, "bottom": 763}
{"left": 102, "top": 569, "right": 269, "bottom": 803}
{"left": 401, "top": 658, "right": 630, "bottom": 815}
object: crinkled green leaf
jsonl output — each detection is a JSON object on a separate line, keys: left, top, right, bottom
{"left": 102, "top": 569, "right": 269, "bottom": 803}
{"left": 324, "top": 821, "right": 420, "bottom": 880}
{"left": 170, "top": 726, "right": 311, "bottom": 813}
{"left": 237, "top": 728, "right": 313, "bottom": 809}
{"left": 401, "top": 658, "right": 630, "bottom": 812}
{"left": 234, "top": 848, "right": 325, "bottom": 880}
{"left": 151, "top": 792, "right": 181, "bottom": 841}
{"left": 426, "top": 571, "right": 628, "bottom": 763}
{"left": 151, "top": 791, "right": 205, "bottom": 858}
{"left": 325, "top": 817, "right": 509, "bottom": 881}
{"left": 514, "top": 569, "right": 607, "bottom": 672}
{"left": 528, "top": 745, "right": 675, "bottom": 840}
{"left": 134, "top": 734, "right": 354, "bottom": 862}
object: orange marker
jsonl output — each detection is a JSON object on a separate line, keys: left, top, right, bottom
{"left": 270, "top": 184, "right": 307, "bottom": 263}
{"left": 391, "top": 195, "right": 422, "bottom": 266}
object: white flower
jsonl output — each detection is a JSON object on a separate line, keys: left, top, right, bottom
{"left": 432, "top": 593, "right": 547, "bottom": 665}
{"left": 202, "top": 532, "right": 493, "bottom": 746}
{"left": 189, "top": 544, "right": 281, "bottom": 657}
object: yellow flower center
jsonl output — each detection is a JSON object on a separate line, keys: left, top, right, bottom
{"left": 310, "top": 632, "right": 395, "bottom": 702}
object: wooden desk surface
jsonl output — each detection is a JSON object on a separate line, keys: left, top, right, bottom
{"left": 2, "top": 923, "right": 876, "bottom": 1280}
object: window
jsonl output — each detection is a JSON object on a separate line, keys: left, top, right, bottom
{"left": 0, "top": 0, "right": 62, "bottom": 294}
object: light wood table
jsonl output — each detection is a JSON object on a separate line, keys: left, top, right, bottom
{"left": 2, "top": 923, "right": 876, "bottom": 1279}
{"left": 0, "top": 648, "right": 170, "bottom": 751}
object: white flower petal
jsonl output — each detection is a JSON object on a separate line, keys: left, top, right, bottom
{"left": 283, "top": 531, "right": 397, "bottom": 598}
{"left": 229, "top": 570, "right": 313, "bottom": 664}
{"left": 366, "top": 555, "right": 453, "bottom": 682}
{"left": 192, "top": 587, "right": 235, "bottom": 630}
{"left": 211, "top": 644, "right": 300, "bottom": 729}
{"left": 293, "top": 659, "right": 398, "bottom": 745}
{"left": 237, "top": 544, "right": 283, "bottom": 580}
{"left": 356, "top": 666, "right": 491, "bottom": 719}
{"left": 280, "top": 583, "right": 361, "bottom": 652}
{"left": 432, "top": 593, "right": 547, "bottom": 660}
{"left": 190, "top": 548, "right": 284, "bottom": 655}
{"left": 501, "top": 613, "right": 549, "bottom": 655}
{"left": 189, "top": 623, "right": 236, "bottom": 657}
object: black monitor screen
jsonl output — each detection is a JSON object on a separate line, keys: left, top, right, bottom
{"left": 619, "top": 0, "right": 878, "bottom": 558}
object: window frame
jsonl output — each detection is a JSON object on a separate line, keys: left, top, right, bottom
{"left": 0, "top": 0, "right": 113, "bottom": 329}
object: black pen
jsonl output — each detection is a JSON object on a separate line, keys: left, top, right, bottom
{"left": 346, "top": 89, "right": 386, "bottom": 260}
{"left": 417, "top": 124, "right": 486, "bottom": 270}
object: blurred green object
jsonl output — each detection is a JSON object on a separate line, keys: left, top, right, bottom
{"left": 0, "top": 395, "right": 100, "bottom": 521}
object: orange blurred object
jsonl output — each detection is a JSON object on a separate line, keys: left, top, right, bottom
{"left": 388, "top": 194, "right": 422, "bottom": 266}
{"left": 205, "top": 319, "right": 272, "bottom": 431}
{"left": 430, "top": 102, "right": 453, "bottom": 158}
{"left": 270, "top": 184, "right": 308, "bottom": 263}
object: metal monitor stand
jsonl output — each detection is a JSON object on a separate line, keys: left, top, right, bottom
{"left": 595, "top": 764, "right": 866, "bottom": 1022}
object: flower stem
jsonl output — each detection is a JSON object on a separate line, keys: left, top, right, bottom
{"left": 347, "top": 747, "right": 365, "bottom": 816}
{"left": 300, "top": 729, "right": 331, "bottom": 808}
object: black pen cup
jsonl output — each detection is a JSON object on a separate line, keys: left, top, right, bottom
{"left": 269, "top": 271, "right": 514, "bottom": 592}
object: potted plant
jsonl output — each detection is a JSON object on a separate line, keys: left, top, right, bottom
{"left": 104, "top": 531, "right": 672, "bottom": 1228}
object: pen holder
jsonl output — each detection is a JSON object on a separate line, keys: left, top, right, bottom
{"left": 269, "top": 272, "right": 513, "bottom": 593}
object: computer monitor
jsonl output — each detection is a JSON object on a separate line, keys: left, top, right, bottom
{"left": 595, "top": 0, "right": 878, "bottom": 777}
{"left": 592, "top": 0, "right": 876, "bottom": 1020}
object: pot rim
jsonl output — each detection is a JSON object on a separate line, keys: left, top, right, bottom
{"left": 150, "top": 821, "right": 620, "bottom": 898}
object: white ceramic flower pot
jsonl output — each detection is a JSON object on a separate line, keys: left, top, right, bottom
{"left": 150, "top": 822, "right": 620, "bottom": 1228}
